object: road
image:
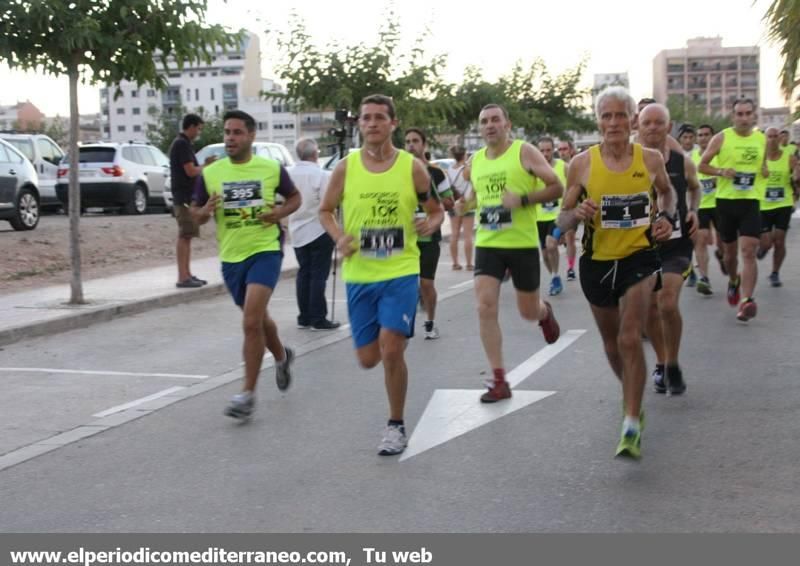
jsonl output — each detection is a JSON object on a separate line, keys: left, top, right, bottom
{"left": 1, "top": 236, "right": 799, "bottom": 532}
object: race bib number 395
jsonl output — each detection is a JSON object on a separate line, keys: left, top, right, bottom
{"left": 600, "top": 192, "right": 650, "bottom": 229}
{"left": 222, "top": 180, "right": 264, "bottom": 209}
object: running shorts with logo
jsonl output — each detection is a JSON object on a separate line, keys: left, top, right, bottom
{"left": 222, "top": 251, "right": 283, "bottom": 307}
{"left": 347, "top": 274, "right": 419, "bottom": 348}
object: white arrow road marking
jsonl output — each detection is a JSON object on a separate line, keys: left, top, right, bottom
{"left": 400, "top": 329, "right": 586, "bottom": 462}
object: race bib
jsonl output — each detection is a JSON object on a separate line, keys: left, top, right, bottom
{"left": 222, "top": 180, "right": 264, "bottom": 209}
{"left": 668, "top": 215, "right": 683, "bottom": 240}
{"left": 765, "top": 187, "right": 785, "bottom": 202}
{"left": 360, "top": 227, "right": 404, "bottom": 259}
{"left": 542, "top": 201, "right": 559, "bottom": 212}
{"left": 700, "top": 178, "right": 716, "bottom": 195}
{"left": 600, "top": 192, "right": 650, "bottom": 229}
{"left": 733, "top": 172, "right": 756, "bottom": 191}
{"left": 479, "top": 206, "right": 512, "bottom": 231}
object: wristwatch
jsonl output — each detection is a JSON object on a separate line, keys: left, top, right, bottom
{"left": 655, "top": 210, "right": 675, "bottom": 224}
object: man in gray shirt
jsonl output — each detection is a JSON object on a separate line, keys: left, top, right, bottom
{"left": 287, "top": 139, "right": 340, "bottom": 330}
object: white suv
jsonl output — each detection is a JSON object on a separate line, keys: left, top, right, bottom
{"left": 56, "top": 142, "right": 170, "bottom": 214}
{"left": 0, "top": 132, "right": 64, "bottom": 211}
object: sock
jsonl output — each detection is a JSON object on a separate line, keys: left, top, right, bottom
{"left": 655, "top": 363, "right": 665, "bottom": 374}
{"left": 493, "top": 368, "right": 506, "bottom": 385}
{"left": 388, "top": 419, "right": 405, "bottom": 431}
{"left": 622, "top": 416, "right": 640, "bottom": 433}
{"left": 424, "top": 320, "right": 434, "bottom": 332}
{"left": 568, "top": 257, "right": 576, "bottom": 270}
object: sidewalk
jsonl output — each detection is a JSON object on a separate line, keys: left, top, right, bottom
{"left": 0, "top": 219, "right": 459, "bottom": 347}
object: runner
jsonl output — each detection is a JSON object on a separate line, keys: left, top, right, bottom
{"left": 558, "top": 87, "right": 676, "bottom": 459}
{"left": 404, "top": 128, "right": 455, "bottom": 339}
{"left": 678, "top": 124, "right": 696, "bottom": 155}
{"left": 319, "top": 94, "right": 444, "bottom": 456}
{"left": 699, "top": 98, "right": 767, "bottom": 322}
{"left": 758, "top": 127, "right": 799, "bottom": 287}
{"left": 446, "top": 145, "right": 475, "bottom": 272}
{"left": 557, "top": 139, "right": 579, "bottom": 281}
{"left": 191, "top": 110, "right": 301, "bottom": 419}
{"left": 638, "top": 104, "right": 700, "bottom": 396}
{"left": 534, "top": 136, "right": 568, "bottom": 295}
{"left": 460, "top": 103, "right": 562, "bottom": 404}
{"left": 692, "top": 124, "right": 723, "bottom": 294}
{"left": 779, "top": 129, "right": 798, "bottom": 158}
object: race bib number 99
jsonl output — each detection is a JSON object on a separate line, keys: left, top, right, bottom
{"left": 600, "top": 192, "right": 650, "bottom": 229}
{"left": 222, "top": 180, "right": 264, "bottom": 209}
{"left": 733, "top": 172, "right": 756, "bottom": 191}
{"left": 360, "top": 227, "right": 404, "bottom": 259}
{"left": 479, "top": 206, "right": 512, "bottom": 231}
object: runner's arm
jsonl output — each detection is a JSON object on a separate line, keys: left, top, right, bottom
{"left": 556, "top": 151, "right": 593, "bottom": 232}
{"left": 698, "top": 132, "right": 732, "bottom": 178}
{"left": 319, "top": 160, "right": 354, "bottom": 256}
{"left": 503, "top": 143, "right": 563, "bottom": 209}
{"left": 189, "top": 175, "right": 218, "bottom": 225}
{"left": 684, "top": 156, "right": 700, "bottom": 236}
{"left": 644, "top": 148, "right": 677, "bottom": 241}
{"left": 414, "top": 158, "right": 443, "bottom": 236}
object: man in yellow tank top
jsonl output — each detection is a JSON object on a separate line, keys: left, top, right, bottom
{"left": 460, "top": 104, "right": 563, "bottom": 404}
{"left": 558, "top": 87, "right": 676, "bottom": 460}
{"left": 757, "top": 127, "right": 799, "bottom": 287}
{"left": 319, "top": 94, "right": 444, "bottom": 456}
{"left": 699, "top": 98, "right": 767, "bottom": 322}
{"left": 191, "top": 110, "right": 301, "bottom": 420}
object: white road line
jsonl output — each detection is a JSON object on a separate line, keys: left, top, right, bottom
{"left": 92, "top": 386, "right": 186, "bottom": 418}
{"left": 506, "top": 329, "right": 587, "bottom": 388}
{"left": 449, "top": 279, "right": 474, "bottom": 290}
{"left": 0, "top": 368, "right": 209, "bottom": 380}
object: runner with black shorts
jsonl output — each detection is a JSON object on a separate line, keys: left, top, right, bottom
{"left": 638, "top": 104, "right": 700, "bottom": 396}
{"left": 699, "top": 98, "right": 767, "bottom": 322}
{"left": 461, "top": 103, "right": 562, "bottom": 404}
{"left": 692, "top": 124, "right": 724, "bottom": 294}
{"left": 558, "top": 87, "right": 676, "bottom": 460}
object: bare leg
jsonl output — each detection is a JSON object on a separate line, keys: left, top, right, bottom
{"left": 241, "top": 284, "right": 273, "bottom": 392}
{"left": 695, "top": 229, "right": 711, "bottom": 278}
{"left": 176, "top": 236, "right": 191, "bottom": 281}
{"left": 449, "top": 215, "right": 462, "bottom": 267}
{"left": 773, "top": 229, "right": 787, "bottom": 273}
{"left": 617, "top": 276, "right": 657, "bottom": 418}
{"left": 380, "top": 329, "right": 409, "bottom": 420}
{"left": 657, "top": 274, "right": 685, "bottom": 365}
{"left": 739, "top": 236, "right": 759, "bottom": 298}
{"left": 475, "top": 275, "right": 503, "bottom": 369}
{"left": 589, "top": 304, "right": 623, "bottom": 381}
{"left": 419, "top": 278, "right": 437, "bottom": 322}
{"left": 463, "top": 216, "right": 474, "bottom": 267}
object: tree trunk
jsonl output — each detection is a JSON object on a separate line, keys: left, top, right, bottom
{"left": 67, "top": 64, "right": 85, "bottom": 304}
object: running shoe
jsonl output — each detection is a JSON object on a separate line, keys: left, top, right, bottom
{"left": 224, "top": 392, "right": 254, "bottom": 420}
{"left": 666, "top": 365, "right": 686, "bottom": 396}
{"left": 756, "top": 247, "right": 768, "bottom": 260}
{"left": 715, "top": 249, "right": 727, "bottom": 276}
{"left": 424, "top": 322, "right": 440, "bottom": 340}
{"left": 727, "top": 275, "right": 741, "bottom": 307}
{"left": 769, "top": 272, "right": 782, "bottom": 287}
{"left": 378, "top": 424, "right": 407, "bottom": 456}
{"left": 652, "top": 365, "right": 667, "bottom": 394}
{"left": 566, "top": 268, "right": 576, "bottom": 281}
{"left": 480, "top": 379, "right": 512, "bottom": 403}
{"left": 311, "top": 319, "right": 341, "bottom": 331}
{"left": 696, "top": 276, "right": 713, "bottom": 296}
{"left": 538, "top": 301, "right": 560, "bottom": 344}
{"left": 275, "top": 346, "right": 295, "bottom": 391}
{"left": 548, "top": 275, "right": 563, "bottom": 296}
{"left": 615, "top": 427, "right": 642, "bottom": 460}
{"left": 736, "top": 298, "right": 757, "bottom": 322}
{"left": 686, "top": 267, "right": 697, "bottom": 287}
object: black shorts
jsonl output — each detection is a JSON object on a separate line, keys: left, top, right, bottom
{"left": 537, "top": 220, "right": 557, "bottom": 247}
{"left": 417, "top": 240, "right": 441, "bottom": 280}
{"left": 580, "top": 249, "right": 662, "bottom": 308}
{"left": 715, "top": 198, "right": 761, "bottom": 242}
{"left": 761, "top": 207, "right": 792, "bottom": 233}
{"left": 698, "top": 208, "right": 717, "bottom": 231}
{"left": 475, "top": 247, "right": 540, "bottom": 292}
{"left": 659, "top": 241, "right": 693, "bottom": 277}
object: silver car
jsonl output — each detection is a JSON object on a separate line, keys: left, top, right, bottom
{"left": 0, "top": 138, "right": 41, "bottom": 230}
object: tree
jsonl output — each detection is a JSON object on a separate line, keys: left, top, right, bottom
{"left": 0, "top": 1, "right": 240, "bottom": 304}
{"left": 43, "top": 116, "right": 68, "bottom": 147}
{"left": 763, "top": 0, "right": 800, "bottom": 111}
{"left": 666, "top": 95, "right": 730, "bottom": 134}
{"left": 146, "top": 105, "right": 224, "bottom": 154}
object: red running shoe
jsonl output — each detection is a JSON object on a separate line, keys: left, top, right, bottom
{"left": 538, "top": 301, "right": 561, "bottom": 344}
{"left": 480, "top": 380, "right": 512, "bottom": 403}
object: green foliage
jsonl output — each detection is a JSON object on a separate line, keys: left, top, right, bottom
{"left": 43, "top": 117, "right": 68, "bottom": 147}
{"left": 763, "top": 0, "right": 800, "bottom": 106}
{"left": 145, "top": 105, "right": 224, "bottom": 154}
{"left": 666, "top": 95, "right": 730, "bottom": 134}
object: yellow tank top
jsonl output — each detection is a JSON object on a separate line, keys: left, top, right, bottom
{"left": 535, "top": 159, "right": 566, "bottom": 222}
{"left": 472, "top": 140, "right": 540, "bottom": 248}
{"left": 716, "top": 127, "right": 766, "bottom": 200}
{"left": 760, "top": 150, "right": 794, "bottom": 211}
{"left": 583, "top": 143, "right": 654, "bottom": 261}
{"left": 692, "top": 148, "right": 718, "bottom": 210}
{"left": 341, "top": 149, "right": 420, "bottom": 283}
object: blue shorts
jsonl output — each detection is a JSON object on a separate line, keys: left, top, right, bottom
{"left": 222, "top": 251, "right": 283, "bottom": 307}
{"left": 346, "top": 274, "right": 419, "bottom": 348}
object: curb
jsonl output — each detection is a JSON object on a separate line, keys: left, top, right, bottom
{"left": 0, "top": 266, "right": 299, "bottom": 348}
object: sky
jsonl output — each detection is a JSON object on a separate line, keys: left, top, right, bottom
{"left": 0, "top": 0, "right": 789, "bottom": 117}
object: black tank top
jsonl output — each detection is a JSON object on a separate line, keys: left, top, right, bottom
{"left": 660, "top": 149, "right": 692, "bottom": 253}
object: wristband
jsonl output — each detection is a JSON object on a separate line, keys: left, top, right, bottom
{"left": 655, "top": 211, "right": 675, "bottom": 223}
{"left": 520, "top": 194, "right": 530, "bottom": 207}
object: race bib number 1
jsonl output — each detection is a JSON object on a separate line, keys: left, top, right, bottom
{"left": 479, "top": 206, "right": 512, "bottom": 231}
{"left": 733, "top": 172, "right": 756, "bottom": 191}
{"left": 600, "top": 192, "right": 650, "bottom": 229}
{"left": 222, "top": 180, "right": 264, "bottom": 209}
{"left": 360, "top": 227, "right": 404, "bottom": 259}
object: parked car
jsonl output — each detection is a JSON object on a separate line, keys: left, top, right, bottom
{"left": 431, "top": 158, "right": 456, "bottom": 172}
{"left": 56, "top": 142, "right": 170, "bottom": 214}
{"left": 195, "top": 142, "right": 296, "bottom": 168}
{"left": 0, "top": 137, "right": 41, "bottom": 230}
{"left": 0, "top": 132, "right": 63, "bottom": 211}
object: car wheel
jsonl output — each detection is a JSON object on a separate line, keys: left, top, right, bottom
{"left": 9, "top": 187, "right": 40, "bottom": 231}
{"left": 125, "top": 185, "right": 147, "bottom": 215}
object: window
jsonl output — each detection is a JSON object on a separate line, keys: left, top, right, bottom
{"left": 740, "top": 56, "right": 758, "bottom": 70}
{"left": 199, "top": 72, "right": 206, "bottom": 77}
{"left": 212, "top": 72, "right": 218, "bottom": 76}
{"left": 5, "top": 138, "right": 34, "bottom": 161}
{"left": 133, "top": 125, "right": 142, "bottom": 132}
{"left": 667, "top": 58, "right": 685, "bottom": 73}
{"left": 147, "top": 147, "right": 169, "bottom": 167}
{"left": 38, "top": 138, "right": 63, "bottom": 163}
{"left": 132, "top": 107, "right": 141, "bottom": 115}
{"left": 215, "top": 105, "right": 219, "bottom": 115}
{"left": 168, "top": 72, "right": 180, "bottom": 78}
{"left": 688, "top": 58, "right": 706, "bottom": 72}
{"left": 147, "top": 89, "right": 156, "bottom": 97}
{"left": 726, "top": 75, "right": 738, "bottom": 88}
{"left": 667, "top": 76, "right": 684, "bottom": 90}
{"left": 195, "top": 88, "right": 199, "bottom": 100}
{"left": 186, "top": 89, "right": 191, "bottom": 101}
{"left": 0, "top": 144, "right": 11, "bottom": 163}
{"left": 136, "top": 146, "right": 157, "bottom": 165}
{"left": 131, "top": 90, "right": 139, "bottom": 98}
{"left": 118, "top": 125, "right": 126, "bottom": 132}
{"left": 210, "top": 88, "right": 215, "bottom": 100}
{"left": 709, "top": 74, "right": 722, "bottom": 88}
{"left": 117, "top": 108, "right": 125, "bottom": 115}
